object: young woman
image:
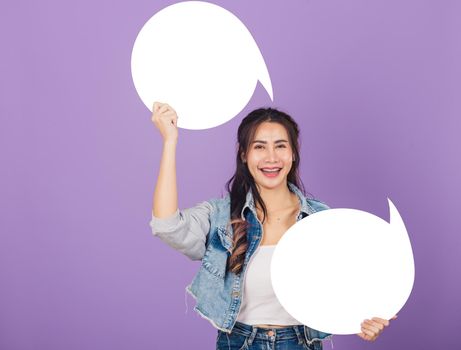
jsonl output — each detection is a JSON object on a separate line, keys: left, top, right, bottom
{"left": 150, "top": 102, "right": 394, "bottom": 350}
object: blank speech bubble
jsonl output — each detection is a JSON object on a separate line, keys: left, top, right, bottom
{"left": 131, "top": 1, "right": 273, "bottom": 129}
{"left": 271, "top": 199, "right": 415, "bottom": 335}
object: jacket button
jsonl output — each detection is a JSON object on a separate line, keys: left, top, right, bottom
{"left": 232, "top": 291, "right": 240, "bottom": 298}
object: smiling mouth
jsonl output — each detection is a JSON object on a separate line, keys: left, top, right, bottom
{"left": 259, "top": 167, "right": 282, "bottom": 177}
{"left": 260, "top": 167, "right": 281, "bottom": 172}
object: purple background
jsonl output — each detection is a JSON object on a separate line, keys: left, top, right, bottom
{"left": 1, "top": 0, "right": 460, "bottom": 349}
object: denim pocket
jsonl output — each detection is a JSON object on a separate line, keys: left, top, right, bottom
{"left": 302, "top": 339, "right": 322, "bottom": 350}
{"left": 216, "top": 330, "right": 249, "bottom": 350}
{"left": 202, "top": 227, "right": 230, "bottom": 278}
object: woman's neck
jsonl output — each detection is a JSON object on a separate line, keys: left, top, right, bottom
{"left": 255, "top": 183, "right": 298, "bottom": 213}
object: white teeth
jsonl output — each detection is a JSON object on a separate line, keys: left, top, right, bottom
{"left": 261, "top": 168, "right": 280, "bottom": 173}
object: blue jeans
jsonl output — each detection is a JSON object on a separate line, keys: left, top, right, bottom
{"left": 216, "top": 322, "right": 323, "bottom": 350}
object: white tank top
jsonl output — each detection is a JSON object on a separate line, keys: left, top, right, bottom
{"left": 236, "top": 245, "right": 302, "bottom": 325}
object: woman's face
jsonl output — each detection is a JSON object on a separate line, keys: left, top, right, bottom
{"left": 244, "top": 121, "right": 294, "bottom": 192}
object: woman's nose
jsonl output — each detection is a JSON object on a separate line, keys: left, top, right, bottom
{"left": 265, "top": 147, "right": 278, "bottom": 162}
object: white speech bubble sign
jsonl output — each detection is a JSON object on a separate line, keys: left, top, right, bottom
{"left": 271, "top": 199, "right": 415, "bottom": 335}
{"left": 131, "top": 1, "right": 273, "bottom": 129}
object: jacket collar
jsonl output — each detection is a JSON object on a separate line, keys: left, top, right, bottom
{"left": 240, "top": 182, "right": 315, "bottom": 220}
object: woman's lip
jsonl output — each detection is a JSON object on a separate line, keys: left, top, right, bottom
{"left": 260, "top": 168, "right": 282, "bottom": 177}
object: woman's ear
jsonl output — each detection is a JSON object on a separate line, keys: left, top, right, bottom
{"left": 240, "top": 151, "right": 246, "bottom": 163}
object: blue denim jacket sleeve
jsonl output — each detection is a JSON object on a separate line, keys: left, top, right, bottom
{"left": 149, "top": 201, "right": 213, "bottom": 261}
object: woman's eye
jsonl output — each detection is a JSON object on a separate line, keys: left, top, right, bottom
{"left": 276, "top": 144, "right": 286, "bottom": 148}
{"left": 254, "top": 145, "right": 264, "bottom": 149}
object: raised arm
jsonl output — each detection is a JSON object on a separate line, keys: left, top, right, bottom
{"left": 150, "top": 102, "right": 211, "bottom": 260}
{"left": 151, "top": 102, "right": 178, "bottom": 218}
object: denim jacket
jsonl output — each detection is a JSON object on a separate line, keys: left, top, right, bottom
{"left": 150, "top": 183, "right": 332, "bottom": 346}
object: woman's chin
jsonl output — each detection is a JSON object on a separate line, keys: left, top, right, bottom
{"left": 254, "top": 177, "right": 288, "bottom": 191}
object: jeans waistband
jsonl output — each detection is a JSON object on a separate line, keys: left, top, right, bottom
{"left": 231, "top": 321, "right": 305, "bottom": 341}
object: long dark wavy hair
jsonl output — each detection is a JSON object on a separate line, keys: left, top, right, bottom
{"left": 225, "top": 108, "right": 305, "bottom": 275}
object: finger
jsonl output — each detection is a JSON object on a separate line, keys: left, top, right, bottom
{"left": 162, "top": 103, "right": 173, "bottom": 112}
{"left": 357, "top": 332, "right": 373, "bottom": 341}
{"left": 361, "top": 326, "right": 377, "bottom": 339}
{"left": 357, "top": 333, "right": 367, "bottom": 340}
{"left": 365, "top": 319, "right": 384, "bottom": 332}
{"left": 391, "top": 315, "right": 398, "bottom": 320}
{"left": 152, "top": 102, "right": 162, "bottom": 113}
{"left": 156, "top": 103, "right": 171, "bottom": 115}
{"left": 361, "top": 321, "right": 381, "bottom": 334}
{"left": 158, "top": 104, "right": 170, "bottom": 114}
{"left": 161, "top": 111, "right": 177, "bottom": 122}
{"left": 371, "top": 317, "right": 389, "bottom": 327}
{"left": 167, "top": 105, "right": 176, "bottom": 114}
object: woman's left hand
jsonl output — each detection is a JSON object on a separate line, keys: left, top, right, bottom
{"left": 357, "top": 315, "right": 397, "bottom": 341}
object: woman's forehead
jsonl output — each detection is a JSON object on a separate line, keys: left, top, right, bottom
{"left": 253, "top": 122, "right": 289, "bottom": 140}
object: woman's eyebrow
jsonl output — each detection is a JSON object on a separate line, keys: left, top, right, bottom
{"left": 251, "top": 139, "right": 288, "bottom": 144}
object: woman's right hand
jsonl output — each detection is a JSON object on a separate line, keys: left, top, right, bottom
{"left": 151, "top": 102, "right": 178, "bottom": 143}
